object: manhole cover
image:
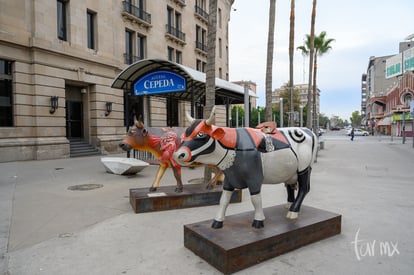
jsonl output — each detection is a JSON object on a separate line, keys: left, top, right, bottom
{"left": 68, "top": 184, "right": 103, "bottom": 191}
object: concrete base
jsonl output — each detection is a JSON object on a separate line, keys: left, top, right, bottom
{"left": 101, "top": 157, "right": 149, "bottom": 175}
{"left": 184, "top": 205, "right": 341, "bottom": 274}
{"left": 129, "top": 183, "right": 242, "bottom": 213}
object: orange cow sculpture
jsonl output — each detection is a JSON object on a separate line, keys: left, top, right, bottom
{"left": 119, "top": 116, "right": 223, "bottom": 192}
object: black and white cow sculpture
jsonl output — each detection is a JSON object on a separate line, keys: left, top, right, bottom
{"left": 173, "top": 107, "right": 317, "bottom": 229}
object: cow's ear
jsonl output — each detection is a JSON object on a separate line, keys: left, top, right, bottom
{"left": 211, "top": 127, "right": 225, "bottom": 140}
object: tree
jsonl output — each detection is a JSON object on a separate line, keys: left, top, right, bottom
{"left": 297, "top": 31, "right": 334, "bottom": 132}
{"left": 205, "top": 0, "right": 218, "bottom": 117}
{"left": 203, "top": 0, "right": 218, "bottom": 183}
{"left": 279, "top": 85, "right": 301, "bottom": 126}
{"left": 306, "top": 0, "right": 317, "bottom": 129}
{"left": 350, "top": 111, "right": 362, "bottom": 127}
{"left": 265, "top": 0, "right": 276, "bottom": 121}
{"left": 288, "top": 0, "right": 295, "bottom": 126}
{"left": 319, "top": 112, "right": 329, "bottom": 129}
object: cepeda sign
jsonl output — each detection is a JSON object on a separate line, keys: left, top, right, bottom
{"left": 134, "top": 70, "right": 186, "bottom": 96}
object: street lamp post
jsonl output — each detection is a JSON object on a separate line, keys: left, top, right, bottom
{"left": 280, "top": 98, "right": 283, "bottom": 128}
{"left": 300, "top": 105, "right": 303, "bottom": 127}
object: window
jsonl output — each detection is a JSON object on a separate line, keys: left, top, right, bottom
{"left": 176, "top": 50, "right": 182, "bottom": 64}
{"left": 137, "top": 34, "right": 146, "bottom": 60}
{"left": 219, "top": 67, "right": 222, "bottom": 79}
{"left": 167, "top": 6, "right": 173, "bottom": 31}
{"left": 218, "top": 8, "right": 222, "bottom": 28}
{"left": 219, "top": 38, "right": 222, "bottom": 58}
{"left": 125, "top": 29, "right": 134, "bottom": 64}
{"left": 0, "top": 60, "right": 13, "bottom": 127}
{"left": 167, "top": 47, "right": 174, "bottom": 62}
{"left": 402, "top": 93, "right": 413, "bottom": 107}
{"left": 167, "top": 97, "right": 179, "bottom": 127}
{"left": 57, "top": 0, "right": 67, "bottom": 41}
{"left": 196, "top": 25, "right": 206, "bottom": 51}
{"left": 87, "top": 10, "right": 96, "bottom": 50}
{"left": 196, "top": 59, "right": 206, "bottom": 72}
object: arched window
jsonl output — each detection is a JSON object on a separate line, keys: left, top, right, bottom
{"left": 402, "top": 93, "right": 413, "bottom": 107}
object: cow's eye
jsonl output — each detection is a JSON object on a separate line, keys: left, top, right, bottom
{"left": 197, "top": 132, "right": 205, "bottom": 138}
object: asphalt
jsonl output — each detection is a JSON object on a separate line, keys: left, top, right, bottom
{"left": 1, "top": 132, "right": 414, "bottom": 275}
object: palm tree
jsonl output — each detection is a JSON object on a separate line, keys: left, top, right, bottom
{"left": 205, "top": 0, "right": 217, "bottom": 117}
{"left": 265, "top": 0, "right": 276, "bottom": 122}
{"left": 203, "top": 0, "right": 218, "bottom": 183}
{"left": 288, "top": 0, "right": 295, "bottom": 126}
{"left": 297, "top": 31, "right": 334, "bottom": 132}
{"left": 306, "top": 0, "right": 317, "bottom": 129}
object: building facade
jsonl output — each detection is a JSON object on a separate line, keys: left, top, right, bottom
{"left": 362, "top": 41, "right": 414, "bottom": 136}
{"left": 0, "top": 0, "right": 236, "bottom": 162}
{"left": 272, "top": 83, "right": 320, "bottom": 125}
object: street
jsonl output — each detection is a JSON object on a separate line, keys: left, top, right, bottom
{"left": 1, "top": 131, "right": 414, "bottom": 275}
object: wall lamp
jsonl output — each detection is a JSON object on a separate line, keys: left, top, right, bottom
{"left": 105, "top": 102, "right": 112, "bottom": 116}
{"left": 50, "top": 96, "right": 59, "bottom": 114}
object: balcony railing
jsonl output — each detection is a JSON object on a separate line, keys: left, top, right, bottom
{"left": 165, "top": 24, "right": 186, "bottom": 42}
{"left": 122, "top": 1, "right": 151, "bottom": 25}
{"left": 195, "top": 41, "right": 207, "bottom": 52}
{"left": 123, "top": 53, "right": 142, "bottom": 65}
{"left": 194, "top": 5, "right": 208, "bottom": 21}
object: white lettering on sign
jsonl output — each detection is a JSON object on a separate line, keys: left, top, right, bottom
{"left": 143, "top": 79, "right": 175, "bottom": 89}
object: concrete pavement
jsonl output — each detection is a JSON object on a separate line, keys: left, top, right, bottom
{"left": 1, "top": 134, "right": 414, "bottom": 274}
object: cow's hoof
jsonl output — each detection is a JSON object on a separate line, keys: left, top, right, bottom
{"left": 206, "top": 184, "right": 214, "bottom": 190}
{"left": 286, "top": 211, "right": 299, "bottom": 219}
{"left": 175, "top": 187, "right": 183, "bottom": 193}
{"left": 149, "top": 187, "right": 157, "bottom": 192}
{"left": 211, "top": 220, "right": 223, "bottom": 229}
{"left": 252, "top": 220, "right": 264, "bottom": 228}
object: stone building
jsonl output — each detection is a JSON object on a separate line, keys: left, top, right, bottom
{"left": 0, "top": 0, "right": 247, "bottom": 162}
{"left": 272, "top": 83, "right": 320, "bottom": 125}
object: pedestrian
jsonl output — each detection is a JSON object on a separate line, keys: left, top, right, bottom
{"left": 350, "top": 127, "right": 355, "bottom": 141}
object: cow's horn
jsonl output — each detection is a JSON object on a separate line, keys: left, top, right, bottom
{"left": 136, "top": 115, "right": 144, "bottom": 129}
{"left": 205, "top": 106, "right": 216, "bottom": 126}
{"left": 185, "top": 111, "right": 195, "bottom": 124}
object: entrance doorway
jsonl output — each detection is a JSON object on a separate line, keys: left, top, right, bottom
{"left": 65, "top": 85, "right": 84, "bottom": 140}
{"left": 66, "top": 101, "right": 83, "bottom": 139}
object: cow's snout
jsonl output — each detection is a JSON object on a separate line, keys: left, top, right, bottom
{"left": 173, "top": 148, "right": 192, "bottom": 166}
{"left": 119, "top": 142, "right": 132, "bottom": 151}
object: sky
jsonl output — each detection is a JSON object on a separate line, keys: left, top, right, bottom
{"left": 228, "top": 0, "right": 414, "bottom": 120}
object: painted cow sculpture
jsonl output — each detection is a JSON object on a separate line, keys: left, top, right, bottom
{"left": 119, "top": 116, "right": 223, "bottom": 192}
{"left": 173, "top": 106, "right": 317, "bottom": 228}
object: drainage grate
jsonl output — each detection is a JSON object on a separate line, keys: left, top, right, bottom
{"left": 68, "top": 184, "right": 103, "bottom": 191}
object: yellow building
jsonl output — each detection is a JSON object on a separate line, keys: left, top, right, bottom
{"left": 0, "top": 0, "right": 245, "bottom": 162}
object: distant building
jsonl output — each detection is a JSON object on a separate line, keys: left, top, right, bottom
{"left": 272, "top": 83, "right": 320, "bottom": 124}
{"left": 231, "top": 80, "right": 257, "bottom": 109}
{"left": 362, "top": 41, "right": 414, "bottom": 136}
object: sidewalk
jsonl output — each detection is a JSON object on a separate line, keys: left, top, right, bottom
{"left": 1, "top": 138, "right": 414, "bottom": 275}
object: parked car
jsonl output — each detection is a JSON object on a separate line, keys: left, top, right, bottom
{"left": 347, "top": 128, "right": 369, "bottom": 136}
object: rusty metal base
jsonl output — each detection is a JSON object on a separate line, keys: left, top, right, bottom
{"left": 129, "top": 183, "right": 242, "bottom": 213}
{"left": 184, "top": 205, "right": 341, "bottom": 274}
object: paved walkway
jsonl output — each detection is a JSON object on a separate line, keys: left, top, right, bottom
{"left": 1, "top": 135, "right": 414, "bottom": 274}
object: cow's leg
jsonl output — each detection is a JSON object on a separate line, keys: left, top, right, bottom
{"left": 251, "top": 193, "right": 265, "bottom": 228}
{"left": 285, "top": 183, "right": 296, "bottom": 209}
{"left": 149, "top": 164, "right": 168, "bottom": 192}
{"left": 287, "top": 167, "right": 311, "bottom": 219}
{"left": 212, "top": 189, "right": 233, "bottom": 229}
{"left": 171, "top": 166, "right": 183, "bottom": 193}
